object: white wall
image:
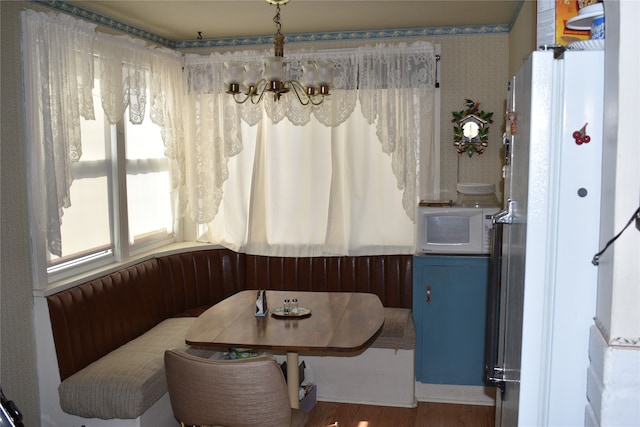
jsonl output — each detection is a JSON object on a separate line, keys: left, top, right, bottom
{"left": 596, "top": 0, "right": 640, "bottom": 349}
{"left": 588, "top": 0, "right": 640, "bottom": 425}
{"left": 0, "top": 1, "right": 41, "bottom": 425}
{"left": 509, "top": 0, "right": 537, "bottom": 77}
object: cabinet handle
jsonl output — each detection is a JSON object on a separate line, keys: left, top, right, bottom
{"left": 426, "top": 284, "right": 431, "bottom": 304}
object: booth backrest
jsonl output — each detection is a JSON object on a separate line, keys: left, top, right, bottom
{"left": 47, "top": 249, "right": 413, "bottom": 381}
{"left": 244, "top": 254, "right": 413, "bottom": 309}
{"left": 47, "top": 259, "right": 166, "bottom": 382}
{"left": 156, "top": 249, "right": 246, "bottom": 317}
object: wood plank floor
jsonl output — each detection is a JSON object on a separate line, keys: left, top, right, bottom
{"left": 306, "top": 401, "right": 495, "bottom": 427}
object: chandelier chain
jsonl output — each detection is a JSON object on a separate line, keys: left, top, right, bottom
{"left": 273, "top": 3, "right": 282, "bottom": 36}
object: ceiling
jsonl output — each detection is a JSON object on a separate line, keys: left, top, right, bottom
{"left": 64, "top": 0, "right": 522, "bottom": 42}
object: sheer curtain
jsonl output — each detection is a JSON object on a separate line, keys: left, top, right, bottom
{"left": 95, "top": 35, "right": 189, "bottom": 218}
{"left": 186, "top": 41, "right": 438, "bottom": 256}
{"left": 22, "top": 10, "right": 187, "bottom": 256}
{"left": 22, "top": 10, "right": 96, "bottom": 257}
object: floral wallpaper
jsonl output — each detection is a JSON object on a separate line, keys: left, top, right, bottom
{"left": 431, "top": 33, "right": 509, "bottom": 204}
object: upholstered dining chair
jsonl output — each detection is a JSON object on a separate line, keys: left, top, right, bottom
{"left": 164, "top": 349, "right": 309, "bottom": 427}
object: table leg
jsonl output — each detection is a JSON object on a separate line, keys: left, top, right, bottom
{"left": 286, "top": 351, "right": 299, "bottom": 408}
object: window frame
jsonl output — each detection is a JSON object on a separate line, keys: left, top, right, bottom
{"left": 34, "top": 97, "right": 176, "bottom": 286}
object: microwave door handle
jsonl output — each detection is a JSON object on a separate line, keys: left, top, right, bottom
{"left": 485, "top": 209, "right": 507, "bottom": 393}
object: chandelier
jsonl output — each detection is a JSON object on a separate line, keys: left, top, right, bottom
{"left": 224, "top": 0, "right": 332, "bottom": 106}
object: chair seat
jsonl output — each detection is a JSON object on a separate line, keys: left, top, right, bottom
{"left": 165, "top": 350, "right": 308, "bottom": 427}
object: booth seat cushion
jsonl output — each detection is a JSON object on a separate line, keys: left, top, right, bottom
{"left": 58, "top": 318, "right": 212, "bottom": 419}
{"left": 371, "top": 308, "right": 415, "bottom": 350}
{"left": 379, "top": 307, "right": 411, "bottom": 337}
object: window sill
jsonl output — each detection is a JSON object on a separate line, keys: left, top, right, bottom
{"left": 33, "top": 241, "right": 225, "bottom": 298}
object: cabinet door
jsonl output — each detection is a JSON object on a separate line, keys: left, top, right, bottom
{"left": 413, "top": 256, "right": 488, "bottom": 385}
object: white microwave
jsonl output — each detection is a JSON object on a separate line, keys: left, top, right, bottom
{"left": 417, "top": 206, "right": 499, "bottom": 254}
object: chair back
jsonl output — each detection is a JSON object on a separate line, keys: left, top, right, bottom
{"left": 164, "top": 349, "right": 296, "bottom": 427}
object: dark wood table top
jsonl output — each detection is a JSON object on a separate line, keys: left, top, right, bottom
{"left": 186, "top": 290, "right": 384, "bottom": 353}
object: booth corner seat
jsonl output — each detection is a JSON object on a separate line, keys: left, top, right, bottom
{"left": 46, "top": 249, "right": 415, "bottom": 422}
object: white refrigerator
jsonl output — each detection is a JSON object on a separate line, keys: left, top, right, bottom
{"left": 485, "top": 49, "right": 604, "bottom": 426}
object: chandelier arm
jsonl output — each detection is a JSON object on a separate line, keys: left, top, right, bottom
{"left": 250, "top": 80, "right": 270, "bottom": 105}
{"left": 287, "top": 81, "right": 312, "bottom": 106}
{"left": 289, "top": 80, "right": 326, "bottom": 106}
{"left": 232, "top": 92, "right": 251, "bottom": 104}
{"left": 307, "top": 95, "right": 325, "bottom": 107}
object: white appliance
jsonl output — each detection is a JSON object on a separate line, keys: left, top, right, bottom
{"left": 485, "top": 49, "right": 604, "bottom": 426}
{"left": 417, "top": 206, "right": 498, "bottom": 254}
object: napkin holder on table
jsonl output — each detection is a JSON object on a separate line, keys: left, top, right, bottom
{"left": 255, "top": 290, "right": 268, "bottom": 316}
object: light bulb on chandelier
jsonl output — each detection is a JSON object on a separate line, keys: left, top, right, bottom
{"left": 224, "top": 0, "right": 332, "bottom": 105}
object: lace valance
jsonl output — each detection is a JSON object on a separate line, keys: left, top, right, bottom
{"left": 184, "top": 41, "right": 436, "bottom": 128}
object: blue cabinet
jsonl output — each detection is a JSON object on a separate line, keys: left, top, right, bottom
{"left": 413, "top": 255, "right": 489, "bottom": 385}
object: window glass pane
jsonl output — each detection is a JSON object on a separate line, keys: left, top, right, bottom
{"left": 54, "top": 176, "right": 112, "bottom": 256}
{"left": 124, "top": 99, "right": 173, "bottom": 246}
{"left": 48, "top": 82, "right": 113, "bottom": 267}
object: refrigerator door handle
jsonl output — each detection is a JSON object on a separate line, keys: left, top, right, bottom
{"left": 494, "top": 199, "right": 517, "bottom": 225}
{"left": 485, "top": 209, "right": 507, "bottom": 394}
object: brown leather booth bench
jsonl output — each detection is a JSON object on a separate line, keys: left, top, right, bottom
{"left": 47, "top": 248, "right": 413, "bottom": 420}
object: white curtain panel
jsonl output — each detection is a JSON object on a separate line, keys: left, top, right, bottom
{"left": 186, "top": 41, "right": 438, "bottom": 256}
{"left": 201, "top": 112, "right": 419, "bottom": 257}
{"left": 21, "top": 10, "right": 96, "bottom": 257}
{"left": 148, "top": 52, "right": 190, "bottom": 220}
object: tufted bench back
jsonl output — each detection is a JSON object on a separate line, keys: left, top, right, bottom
{"left": 244, "top": 254, "right": 413, "bottom": 309}
{"left": 47, "top": 259, "right": 166, "bottom": 382}
{"left": 47, "top": 249, "right": 412, "bottom": 382}
{"left": 156, "top": 249, "right": 246, "bottom": 317}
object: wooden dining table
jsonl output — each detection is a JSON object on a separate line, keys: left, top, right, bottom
{"left": 185, "top": 290, "right": 385, "bottom": 408}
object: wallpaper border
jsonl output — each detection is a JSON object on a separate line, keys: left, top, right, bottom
{"left": 33, "top": 0, "right": 512, "bottom": 49}
{"left": 33, "top": 0, "right": 176, "bottom": 47}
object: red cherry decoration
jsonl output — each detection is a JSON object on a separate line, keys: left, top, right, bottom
{"left": 573, "top": 123, "right": 590, "bottom": 145}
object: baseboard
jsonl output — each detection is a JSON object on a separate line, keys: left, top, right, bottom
{"left": 415, "top": 382, "right": 496, "bottom": 406}
{"left": 317, "top": 394, "right": 417, "bottom": 408}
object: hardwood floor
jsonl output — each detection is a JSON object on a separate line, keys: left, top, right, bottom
{"left": 306, "top": 401, "right": 495, "bottom": 427}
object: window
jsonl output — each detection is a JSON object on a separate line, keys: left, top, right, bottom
{"left": 47, "top": 78, "right": 174, "bottom": 278}
{"left": 123, "top": 92, "right": 173, "bottom": 251}
{"left": 47, "top": 81, "right": 113, "bottom": 273}
{"left": 22, "top": 11, "right": 186, "bottom": 286}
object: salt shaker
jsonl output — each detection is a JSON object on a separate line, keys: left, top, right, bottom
{"left": 291, "top": 298, "right": 299, "bottom": 314}
{"left": 284, "top": 299, "right": 291, "bottom": 314}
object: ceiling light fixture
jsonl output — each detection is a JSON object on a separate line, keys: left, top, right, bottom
{"left": 224, "top": 0, "right": 332, "bottom": 106}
